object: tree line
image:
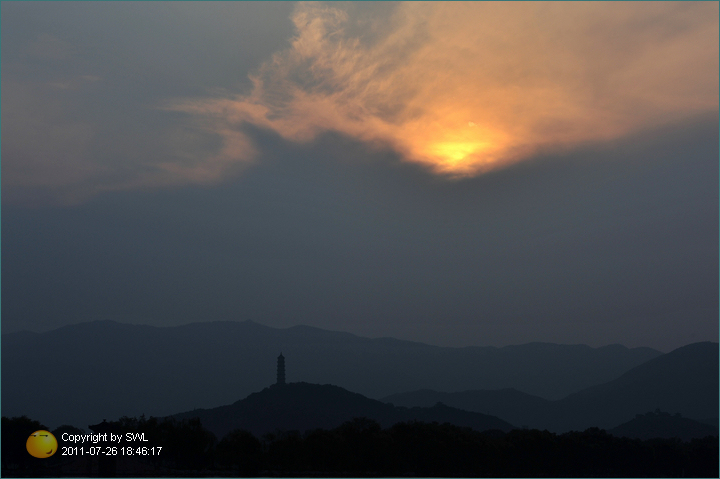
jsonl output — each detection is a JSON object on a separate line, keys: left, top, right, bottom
{"left": 3, "top": 415, "right": 717, "bottom": 477}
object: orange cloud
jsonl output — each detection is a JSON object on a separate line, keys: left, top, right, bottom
{"left": 170, "top": 1, "right": 718, "bottom": 179}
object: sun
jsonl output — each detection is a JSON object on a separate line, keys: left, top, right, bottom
{"left": 395, "top": 116, "right": 510, "bottom": 175}
{"left": 423, "top": 133, "right": 504, "bottom": 174}
{"left": 430, "top": 141, "right": 488, "bottom": 164}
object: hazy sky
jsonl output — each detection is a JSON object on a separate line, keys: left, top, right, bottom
{"left": 2, "top": 1, "right": 718, "bottom": 351}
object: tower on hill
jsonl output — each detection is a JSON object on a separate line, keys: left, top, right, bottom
{"left": 276, "top": 353, "right": 285, "bottom": 385}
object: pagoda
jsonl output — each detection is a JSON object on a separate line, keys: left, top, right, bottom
{"left": 276, "top": 353, "right": 286, "bottom": 385}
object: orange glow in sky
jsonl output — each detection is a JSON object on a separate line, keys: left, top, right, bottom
{"left": 168, "top": 1, "right": 718, "bottom": 181}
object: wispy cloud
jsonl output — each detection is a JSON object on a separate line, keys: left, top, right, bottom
{"left": 171, "top": 1, "right": 718, "bottom": 178}
{"left": 3, "top": 2, "right": 717, "bottom": 205}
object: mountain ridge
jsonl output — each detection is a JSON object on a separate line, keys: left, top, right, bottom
{"left": 608, "top": 410, "right": 719, "bottom": 441}
{"left": 382, "top": 341, "right": 719, "bottom": 433}
{"left": 171, "top": 381, "right": 515, "bottom": 440}
{"left": 3, "top": 319, "right": 663, "bottom": 430}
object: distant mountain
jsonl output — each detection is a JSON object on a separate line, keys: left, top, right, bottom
{"left": 382, "top": 388, "right": 551, "bottom": 429}
{"left": 553, "top": 341, "right": 719, "bottom": 432}
{"left": 383, "top": 342, "right": 719, "bottom": 433}
{"left": 2, "top": 320, "right": 660, "bottom": 429}
{"left": 608, "top": 411, "right": 719, "bottom": 441}
{"left": 172, "top": 382, "right": 514, "bottom": 440}
{"left": 696, "top": 417, "right": 720, "bottom": 427}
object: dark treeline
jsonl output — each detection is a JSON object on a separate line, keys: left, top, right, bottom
{"left": 3, "top": 415, "right": 718, "bottom": 477}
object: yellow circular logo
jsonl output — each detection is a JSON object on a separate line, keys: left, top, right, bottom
{"left": 26, "top": 430, "right": 58, "bottom": 458}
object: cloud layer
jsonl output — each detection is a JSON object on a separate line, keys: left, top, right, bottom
{"left": 2, "top": 2, "right": 718, "bottom": 204}
{"left": 171, "top": 1, "right": 718, "bottom": 179}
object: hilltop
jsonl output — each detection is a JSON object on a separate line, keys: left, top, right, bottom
{"left": 2, "top": 319, "right": 660, "bottom": 429}
{"left": 172, "top": 381, "right": 513, "bottom": 440}
{"left": 383, "top": 341, "right": 719, "bottom": 434}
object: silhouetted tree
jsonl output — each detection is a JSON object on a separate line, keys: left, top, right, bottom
{"left": 215, "top": 429, "right": 262, "bottom": 475}
{"left": 686, "top": 435, "right": 719, "bottom": 477}
{"left": 115, "top": 415, "right": 216, "bottom": 470}
{"left": 266, "top": 429, "right": 306, "bottom": 473}
{"left": 253, "top": 420, "right": 718, "bottom": 477}
{"left": 1, "top": 416, "right": 49, "bottom": 471}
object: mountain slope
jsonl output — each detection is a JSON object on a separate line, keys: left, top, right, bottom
{"left": 382, "top": 388, "right": 552, "bottom": 429}
{"left": 608, "top": 411, "right": 719, "bottom": 441}
{"left": 383, "top": 342, "right": 719, "bottom": 433}
{"left": 551, "top": 341, "right": 719, "bottom": 432}
{"left": 172, "top": 382, "right": 514, "bottom": 439}
{"left": 2, "top": 319, "right": 660, "bottom": 429}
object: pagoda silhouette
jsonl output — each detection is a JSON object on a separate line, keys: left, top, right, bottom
{"left": 276, "top": 353, "right": 286, "bottom": 386}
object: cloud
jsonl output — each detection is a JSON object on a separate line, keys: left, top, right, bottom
{"left": 171, "top": 1, "right": 718, "bottom": 178}
{"left": 3, "top": 2, "right": 717, "bottom": 204}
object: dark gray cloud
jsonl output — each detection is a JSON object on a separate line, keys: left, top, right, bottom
{"left": 1, "top": 3, "right": 717, "bottom": 351}
{"left": 3, "top": 115, "right": 717, "bottom": 351}
{"left": 2, "top": 2, "right": 296, "bottom": 204}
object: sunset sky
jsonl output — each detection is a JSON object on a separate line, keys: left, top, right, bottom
{"left": 2, "top": 1, "right": 718, "bottom": 351}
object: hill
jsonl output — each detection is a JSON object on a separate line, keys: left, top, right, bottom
{"left": 552, "top": 341, "right": 719, "bottom": 432}
{"left": 608, "top": 410, "right": 718, "bottom": 441}
{"left": 382, "top": 388, "right": 551, "bottom": 429}
{"left": 2, "top": 319, "right": 660, "bottom": 429}
{"left": 171, "top": 382, "right": 514, "bottom": 439}
{"left": 383, "top": 342, "right": 719, "bottom": 433}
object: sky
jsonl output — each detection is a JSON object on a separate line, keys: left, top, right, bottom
{"left": 2, "top": 1, "right": 718, "bottom": 352}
